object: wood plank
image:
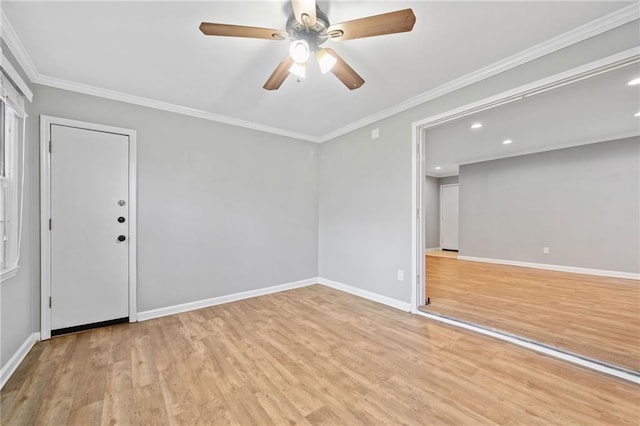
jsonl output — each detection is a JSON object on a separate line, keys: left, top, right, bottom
{"left": 2, "top": 285, "right": 638, "bottom": 424}
{"left": 423, "top": 256, "right": 640, "bottom": 371}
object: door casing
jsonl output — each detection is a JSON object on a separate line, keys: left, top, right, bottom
{"left": 40, "top": 115, "right": 137, "bottom": 340}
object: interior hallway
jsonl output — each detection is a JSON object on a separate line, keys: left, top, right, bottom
{"left": 422, "top": 253, "right": 640, "bottom": 372}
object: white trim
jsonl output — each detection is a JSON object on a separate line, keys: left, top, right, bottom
{"left": 1, "top": 6, "right": 637, "bottom": 143}
{"left": 457, "top": 256, "right": 640, "bottom": 281}
{"left": 39, "top": 118, "right": 50, "bottom": 339}
{"left": 34, "top": 75, "right": 322, "bottom": 144}
{"left": 411, "top": 125, "right": 421, "bottom": 313}
{"left": 417, "top": 311, "right": 639, "bottom": 384}
{"left": 318, "top": 278, "right": 412, "bottom": 312}
{"left": 0, "top": 12, "right": 38, "bottom": 82}
{"left": 0, "top": 9, "right": 319, "bottom": 143}
{"left": 40, "top": 115, "right": 138, "bottom": 339}
{"left": 0, "top": 265, "right": 19, "bottom": 281}
{"left": 128, "top": 127, "right": 138, "bottom": 322}
{"left": 138, "top": 278, "right": 318, "bottom": 321}
{"left": 413, "top": 48, "right": 640, "bottom": 131}
{"left": 319, "top": 4, "right": 640, "bottom": 142}
{"left": 410, "top": 47, "right": 640, "bottom": 317}
{"left": 0, "top": 53, "right": 33, "bottom": 102}
{"left": 0, "top": 332, "right": 39, "bottom": 390}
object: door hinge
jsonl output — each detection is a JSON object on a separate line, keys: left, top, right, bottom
{"left": 416, "top": 208, "right": 420, "bottom": 220}
{"left": 49, "top": 218, "right": 52, "bottom": 230}
{"left": 49, "top": 296, "right": 52, "bottom": 308}
{"left": 49, "top": 140, "right": 52, "bottom": 153}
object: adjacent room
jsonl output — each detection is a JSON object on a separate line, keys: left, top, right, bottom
{"left": 420, "top": 63, "right": 640, "bottom": 372}
{"left": 1, "top": 1, "right": 639, "bottom": 424}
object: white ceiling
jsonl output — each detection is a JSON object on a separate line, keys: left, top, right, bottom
{"left": 2, "top": 1, "right": 635, "bottom": 140}
{"left": 424, "top": 63, "right": 640, "bottom": 176}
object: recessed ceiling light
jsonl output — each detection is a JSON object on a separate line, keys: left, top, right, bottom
{"left": 470, "top": 122, "right": 483, "bottom": 129}
{"left": 627, "top": 78, "right": 640, "bottom": 86}
{"left": 502, "top": 139, "right": 513, "bottom": 145}
{"left": 435, "top": 166, "right": 442, "bottom": 170}
{"left": 635, "top": 112, "right": 640, "bottom": 117}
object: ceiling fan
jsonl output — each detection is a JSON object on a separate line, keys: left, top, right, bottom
{"left": 199, "top": 0, "right": 416, "bottom": 90}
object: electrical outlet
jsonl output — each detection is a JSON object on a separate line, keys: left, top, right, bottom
{"left": 397, "top": 269, "right": 405, "bottom": 281}
{"left": 543, "top": 247, "right": 550, "bottom": 255}
{"left": 371, "top": 128, "right": 380, "bottom": 139}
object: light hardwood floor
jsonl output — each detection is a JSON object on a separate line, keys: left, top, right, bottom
{"left": 2, "top": 285, "right": 638, "bottom": 425}
{"left": 424, "top": 250, "right": 459, "bottom": 259}
{"left": 424, "top": 254, "right": 640, "bottom": 372}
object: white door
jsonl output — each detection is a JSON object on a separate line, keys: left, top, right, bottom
{"left": 50, "top": 124, "right": 130, "bottom": 331}
{"left": 441, "top": 184, "right": 459, "bottom": 251}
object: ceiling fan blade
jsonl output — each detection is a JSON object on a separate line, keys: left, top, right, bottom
{"left": 263, "top": 56, "right": 295, "bottom": 90}
{"left": 199, "top": 22, "right": 288, "bottom": 40}
{"left": 328, "top": 8, "right": 416, "bottom": 41}
{"left": 324, "top": 48, "right": 364, "bottom": 90}
{"left": 292, "top": 0, "right": 317, "bottom": 26}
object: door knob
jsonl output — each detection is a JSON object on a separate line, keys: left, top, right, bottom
{"left": 117, "top": 216, "right": 126, "bottom": 223}
{"left": 117, "top": 235, "right": 126, "bottom": 242}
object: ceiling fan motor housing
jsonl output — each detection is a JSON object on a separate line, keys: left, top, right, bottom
{"left": 286, "top": 6, "right": 331, "bottom": 51}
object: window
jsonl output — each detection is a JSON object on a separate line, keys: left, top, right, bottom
{"left": 0, "top": 71, "right": 26, "bottom": 281}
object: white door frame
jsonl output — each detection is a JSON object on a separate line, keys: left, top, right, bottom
{"left": 40, "top": 115, "right": 138, "bottom": 339}
{"left": 410, "top": 47, "right": 640, "bottom": 312}
{"left": 439, "top": 183, "right": 459, "bottom": 250}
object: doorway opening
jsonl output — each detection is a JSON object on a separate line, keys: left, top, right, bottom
{"left": 411, "top": 49, "right": 640, "bottom": 380}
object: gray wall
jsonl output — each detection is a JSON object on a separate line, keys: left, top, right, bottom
{"left": 31, "top": 85, "right": 319, "bottom": 312}
{"left": 317, "top": 22, "right": 639, "bottom": 304}
{"left": 0, "top": 46, "right": 39, "bottom": 367}
{"left": 459, "top": 138, "right": 640, "bottom": 273}
{"left": 318, "top": 126, "right": 410, "bottom": 300}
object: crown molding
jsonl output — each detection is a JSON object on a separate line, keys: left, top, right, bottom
{"left": 1, "top": 51, "right": 33, "bottom": 102}
{"left": 0, "top": 10, "right": 321, "bottom": 143}
{"left": 33, "top": 74, "right": 322, "bottom": 143}
{"left": 1, "top": 4, "right": 637, "bottom": 144}
{"left": 0, "top": 11, "right": 38, "bottom": 82}
{"left": 317, "top": 3, "right": 640, "bottom": 142}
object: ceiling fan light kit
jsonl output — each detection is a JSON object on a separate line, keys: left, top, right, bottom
{"left": 199, "top": 1, "right": 416, "bottom": 91}
{"left": 289, "top": 62, "right": 307, "bottom": 80}
{"left": 316, "top": 49, "right": 338, "bottom": 74}
{"left": 289, "top": 39, "right": 311, "bottom": 64}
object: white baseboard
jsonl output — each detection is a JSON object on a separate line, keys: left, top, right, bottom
{"left": 425, "top": 247, "right": 441, "bottom": 254}
{"left": 317, "top": 278, "right": 412, "bottom": 312}
{"left": 457, "top": 256, "right": 640, "bottom": 280}
{"left": 1, "top": 332, "right": 40, "bottom": 390}
{"left": 137, "top": 278, "right": 318, "bottom": 321}
{"left": 138, "top": 277, "right": 412, "bottom": 321}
